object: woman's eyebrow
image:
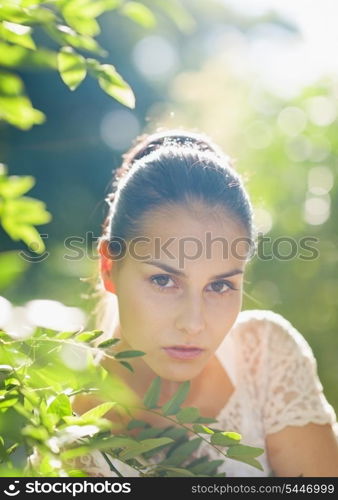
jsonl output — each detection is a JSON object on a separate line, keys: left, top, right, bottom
{"left": 142, "top": 260, "right": 244, "bottom": 280}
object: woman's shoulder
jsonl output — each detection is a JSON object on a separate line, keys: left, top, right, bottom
{"left": 234, "top": 308, "right": 293, "bottom": 329}
{"left": 231, "top": 308, "right": 291, "bottom": 338}
{"left": 232, "top": 309, "right": 314, "bottom": 360}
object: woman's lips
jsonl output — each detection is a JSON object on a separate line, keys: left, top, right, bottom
{"left": 162, "top": 346, "right": 204, "bottom": 360}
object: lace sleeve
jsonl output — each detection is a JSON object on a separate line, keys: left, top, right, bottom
{"left": 261, "top": 311, "right": 337, "bottom": 435}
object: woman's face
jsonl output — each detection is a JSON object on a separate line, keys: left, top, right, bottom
{"left": 105, "top": 204, "right": 249, "bottom": 382}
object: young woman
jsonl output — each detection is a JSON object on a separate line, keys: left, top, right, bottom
{"left": 72, "top": 129, "right": 338, "bottom": 477}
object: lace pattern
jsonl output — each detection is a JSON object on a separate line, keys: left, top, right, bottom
{"left": 259, "top": 311, "right": 337, "bottom": 434}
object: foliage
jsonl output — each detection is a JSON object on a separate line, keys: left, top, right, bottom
{"left": 0, "top": 326, "right": 264, "bottom": 477}
{"left": 0, "top": 163, "right": 51, "bottom": 253}
{"left": 0, "top": 0, "right": 196, "bottom": 129}
{"left": 0, "top": 162, "right": 52, "bottom": 292}
{"left": 0, "top": 162, "right": 52, "bottom": 291}
{"left": 0, "top": 0, "right": 163, "bottom": 129}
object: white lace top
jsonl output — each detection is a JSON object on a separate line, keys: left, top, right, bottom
{"left": 68, "top": 309, "right": 337, "bottom": 477}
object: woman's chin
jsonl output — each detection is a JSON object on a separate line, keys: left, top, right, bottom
{"left": 151, "top": 362, "right": 204, "bottom": 382}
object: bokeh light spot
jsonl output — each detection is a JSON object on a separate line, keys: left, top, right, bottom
{"left": 132, "top": 35, "right": 179, "bottom": 80}
{"left": 100, "top": 110, "right": 140, "bottom": 151}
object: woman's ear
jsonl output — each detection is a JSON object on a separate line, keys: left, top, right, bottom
{"left": 98, "top": 239, "right": 116, "bottom": 294}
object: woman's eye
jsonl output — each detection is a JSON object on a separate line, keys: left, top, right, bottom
{"left": 208, "top": 280, "right": 233, "bottom": 294}
{"left": 150, "top": 274, "right": 174, "bottom": 290}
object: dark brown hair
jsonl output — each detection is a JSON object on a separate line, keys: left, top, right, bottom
{"left": 101, "top": 128, "right": 255, "bottom": 256}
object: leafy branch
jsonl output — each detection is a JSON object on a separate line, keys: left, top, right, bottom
{"left": 0, "top": 0, "right": 145, "bottom": 129}
{"left": 0, "top": 0, "right": 193, "bottom": 129}
{"left": 0, "top": 325, "right": 264, "bottom": 477}
{"left": 0, "top": 164, "right": 52, "bottom": 253}
{"left": 120, "top": 377, "right": 265, "bottom": 476}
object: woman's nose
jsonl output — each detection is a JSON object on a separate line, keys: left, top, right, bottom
{"left": 174, "top": 292, "right": 206, "bottom": 336}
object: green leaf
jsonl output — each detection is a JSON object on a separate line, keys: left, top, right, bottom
{"left": 92, "top": 435, "right": 138, "bottom": 451}
{"left": 0, "top": 41, "right": 57, "bottom": 70}
{"left": 143, "top": 376, "right": 161, "bottom": 409}
{"left": 158, "top": 426, "right": 187, "bottom": 441}
{"left": 228, "top": 455, "right": 264, "bottom": 471}
{"left": 57, "top": 46, "right": 87, "bottom": 90}
{"left": 161, "top": 380, "right": 190, "bottom": 416}
{"left": 1, "top": 196, "right": 52, "bottom": 252}
{"left": 0, "top": 41, "right": 27, "bottom": 67}
{"left": 0, "top": 396, "right": 18, "bottom": 409}
{"left": 137, "top": 427, "right": 164, "bottom": 440}
{"left": 22, "top": 424, "right": 49, "bottom": 441}
{"left": 190, "top": 459, "right": 224, "bottom": 475}
{"left": 66, "top": 469, "right": 88, "bottom": 477}
{"left": 126, "top": 419, "right": 150, "bottom": 430}
{"left": 4, "top": 377, "right": 20, "bottom": 388}
{"left": 114, "top": 350, "right": 145, "bottom": 359}
{"left": 0, "top": 4, "right": 56, "bottom": 24}
{"left": 81, "top": 402, "right": 116, "bottom": 420}
{"left": 12, "top": 402, "right": 32, "bottom": 419}
{"left": 40, "top": 411, "right": 59, "bottom": 432}
{"left": 61, "top": 0, "right": 121, "bottom": 20}
{"left": 63, "top": 14, "right": 100, "bottom": 37}
{"left": 119, "top": 437, "right": 173, "bottom": 460}
{"left": 161, "top": 466, "right": 195, "bottom": 477}
{"left": 55, "top": 330, "right": 79, "bottom": 340}
{"left": 141, "top": 426, "right": 188, "bottom": 460}
{"left": 187, "top": 455, "right": 209, "bottom": 469}
{"left": 60, "top": 445, "right": 92, "bottom": 460}
{"left": 0, "top": 71, "right": 24, "bottom": 96}
{"left": 61, "top": 416, "right": 112, "bottom": 431}
{"left": 20, "top": 396, "right": 34, "bottom": 416}
{"left": 162, "top": 437, "right": 202, "bottom": 466}
{"left": 48, "top": 394, "right": 72, "bottom": 418}
{"left": 0, "top": 21, "right": 36, "bottom": 50}
{"left": 226, "top": 444, "right": 264, "bottom": 458}
{"left": 210, "top": 431, "right": 242, "bottom": 447}
{"left": 21, "top": 387, "right": 40, "bottom": 407}
{"left": 97, "top": 338, "right": 120, "bottom": 348}
{"left": 87, "top": 60, "right": 135, "bottom": 108}
{"left": 120, "top": 2, "right": 156, "bottom": 28}
{"left": 0, "top": 95, "right": 45, "bottom": 129}
{"left": 195, "top": 416, "right": 217, "bottom": 424}
{"left": 176, "top": 406, "right": 200, "bottom": 423}
{"left": 192, "top": 424, "right": 214, "bottom": 434}
{"left": 74, "top": 330, "right": 103, "bottom": 343}
{"left": 1, "top": 222, "right": 46, "bottom": 253}
{"left": 52, "top": 24, "right": 107, "bottom": 56}
{"left": 32, "top": 326, "right": 58, "bottom": 338}
{"left": 119, "top": 360, "right": 134, "bottom": 372}
{"left": 98, "top": 64, "right": 135, "bottom": 108}
{"left": 5, "top": 443, "right": 19, "bottom": 457}
{"left": 2, "top": 196, "right": 51, "bottom": 225}
{"left": 0, "top": 175, "right": 35, "bottom": 199}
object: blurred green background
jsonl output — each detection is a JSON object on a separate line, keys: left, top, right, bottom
{"left": 1, "top": 0, "right": 337, "bottom": 415}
